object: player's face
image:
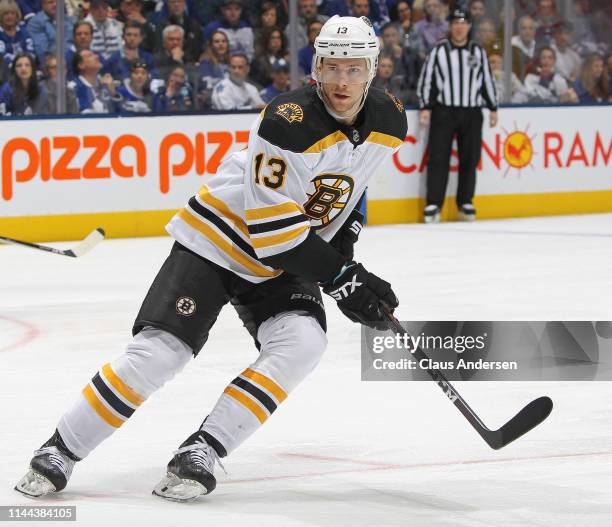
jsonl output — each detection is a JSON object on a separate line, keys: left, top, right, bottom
{"left": 319, "top": 58, "right": 369, "bottom": 116}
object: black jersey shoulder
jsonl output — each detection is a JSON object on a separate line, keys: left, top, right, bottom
{"left": 258, "top": 85, "right": 340, "bottom": 153}
{"left": 362, "top": 88, "right": 408, "bottom": 142}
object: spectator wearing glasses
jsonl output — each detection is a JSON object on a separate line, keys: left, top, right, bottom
{"left": 42, "top": 52, "right": 79, "bottom": 114}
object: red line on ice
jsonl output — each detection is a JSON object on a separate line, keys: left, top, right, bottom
{"left": 0, "top": 315, "right": 40, "bottom": 352}
{"left": 224, "top": 450, "right": 612, "bottom": 485}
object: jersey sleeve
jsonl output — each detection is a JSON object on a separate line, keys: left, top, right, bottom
{"left": 244, "top": 118, "right": 313, "bottom": 260}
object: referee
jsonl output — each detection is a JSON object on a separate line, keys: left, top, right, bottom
{"left": 417, "top": 8, "right": 498, "bottom": 223}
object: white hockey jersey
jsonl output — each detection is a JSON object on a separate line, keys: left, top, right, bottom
{"left": 167, "top": 85, "right": 408, "bottom": 283}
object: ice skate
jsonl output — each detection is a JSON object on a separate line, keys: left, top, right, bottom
{"left": 424, "top": 205, "right": 441, "bottom": 224}
{"left": 458, "top": 204, "right": 476, "bottom": 222}
{"left": 153, "top": 430, "right": 225, "bottom": 502}
{"left": 15, "top": 430, "right": 79, "bottom": 498}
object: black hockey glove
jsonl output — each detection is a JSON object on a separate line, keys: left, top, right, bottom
{"left": 329, "top": 208, "right": 364, "bottom": 260}
{"left": 322, "top": 262, "right": 398, "bottom": 330}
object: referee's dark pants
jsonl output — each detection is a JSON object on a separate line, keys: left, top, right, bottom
{"left": 426, "top": 105, "right": 483, "bottom": 208}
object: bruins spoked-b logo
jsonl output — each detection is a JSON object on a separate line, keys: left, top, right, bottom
{"left": 176, "top": 296, "right": 197, "bottom": 317}
{"left": 304, "top": 174, "right": 354, "bottom": 229}
{"left": 275, "top": 103, "right": 304, "bottom": 124}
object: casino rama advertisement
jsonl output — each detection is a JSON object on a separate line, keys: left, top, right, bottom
{"left": 0, "top": 106, "right": 610, "bottom": 241}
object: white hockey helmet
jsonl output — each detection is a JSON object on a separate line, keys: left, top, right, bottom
{"left": 311, "top": 16, "right": 380, "bottom": 121}
{"left": 312, "top": 15, "right": 380, "bottom": 84}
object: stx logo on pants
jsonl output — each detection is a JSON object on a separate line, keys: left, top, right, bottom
{"left": 329, "top": 275, "right": 362, "bottom": 300}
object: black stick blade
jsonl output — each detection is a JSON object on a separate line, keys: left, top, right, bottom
{"left": 489, "top": 396, "right": 553, "bottom": 450}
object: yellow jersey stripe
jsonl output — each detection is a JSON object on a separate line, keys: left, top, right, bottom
{"left": 365, "top": 131, "right": 404, "bottom": 149}
{"left": 198, "top": 185, "right": 250, "bottom": 238}
{"left": 82, "top": 384, "right": 124, "bottom": 428}
{"left": 304, "top": 130, "right": 349, "bottom": 154}
{"left": 101, "top": 363, "right": 145, "bottom": 406}
{"left": 243, "top": 368, "right": 287, "bottom": 402}
{"left": 245, "top": 202, "right": 304, "bottom": 221}
{"left": 178, "top": 208, "right": 281, "bottom": 278}
{"left": 224, "top": 386, "right": 268, "bottom": 424}
{"left": 250, "top": 225, "right": 309, "bottom": 249}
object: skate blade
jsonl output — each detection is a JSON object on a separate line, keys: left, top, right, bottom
{"left": 15, "top": 469, "right": 56, "bottom": 498}
{"left": 152, "top": 472, "right": 208, "bottom": 502}
{"left": 424, "top": 214, "right": 440, "bottom": 224}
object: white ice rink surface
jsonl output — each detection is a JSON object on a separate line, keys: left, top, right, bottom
{"left": 1, "top": 214, "right": 612, "bottom": 527}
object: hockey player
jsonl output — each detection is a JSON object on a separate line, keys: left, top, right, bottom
{"left": 15, "top": 15, "right": 407, "bottom": 502}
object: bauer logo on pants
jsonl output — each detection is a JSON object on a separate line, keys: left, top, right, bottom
{"left": 176, "top": 297, "right": 197, "bottom": 316}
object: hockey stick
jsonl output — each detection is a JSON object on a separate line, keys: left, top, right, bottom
{"left": 383, "top": 310, "right": 553, "bottom": 449}
{"left": 0, "top": 228, "right": 106, "bottom": 258}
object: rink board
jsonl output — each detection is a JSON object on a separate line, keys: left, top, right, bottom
{"left": 0, "top": 106, "right": 610, "bottom": 241}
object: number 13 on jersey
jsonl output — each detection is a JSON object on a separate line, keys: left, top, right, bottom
{"left": 254, "top": 153, "right": 287, "bottom": 189}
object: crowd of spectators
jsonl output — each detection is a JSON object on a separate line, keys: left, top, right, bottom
{"left": 0, "top": 0, "right": 609, "bottom": 115}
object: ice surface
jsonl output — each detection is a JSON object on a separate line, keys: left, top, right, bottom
{"left": 1, "top": 214, "right": 611, "bottom": 527}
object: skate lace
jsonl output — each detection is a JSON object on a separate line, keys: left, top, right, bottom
{"left": 174, "top": 442, "right": 227, "bottom": 475}
{"left": 32, "top": 447, "right": 73, "bottom": 477}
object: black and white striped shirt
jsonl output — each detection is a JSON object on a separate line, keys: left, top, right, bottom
{"left": 417, "top": 40, "right": 497, "bottom": 111}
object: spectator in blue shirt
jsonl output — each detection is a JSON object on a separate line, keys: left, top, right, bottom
{"left": 71, "top": 49, "right": 121, "bottom": 113}
{"left": 153, "top": 64, "right": 194, "bottom": 112}
{"left": 573, "top": 53, "right": 611, "bottom": 103}
{"left": 27, "top": 0, "right": 75, "bottom": 64}
{"left": 0, "top": 52, "right": 49, "bottom": 114}
{"left": 15, "top": 0, "right": 39, "bottom": 22}
{"left": 259, "top": 58, "right": 289, "bottom": 103}
{"left": 298, "top": 19, "right": 322, "bottom": 78}
{"left": 196, "top": 29, "right": 230, "bottom": 109}
{"left": 0, "top": 0, "right": 34, "bottom": 67}
{"left": 66, "top": 21, "right": 98, "bottom": 80}
{"left": 203, "top": 0, "right": 254, "bottom": 61}
{"left": 118, "top": 60, "right": 154, "bottom": 112}
{"left": 104, "top": 21, "right": 157, "bottom": 80}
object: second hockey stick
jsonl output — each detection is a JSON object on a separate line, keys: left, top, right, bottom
{"left": 384, "top": 310, "right": 553, "bottom": 449}
{"left": 0, "top": 228, "right": 106, "bottom": 258}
